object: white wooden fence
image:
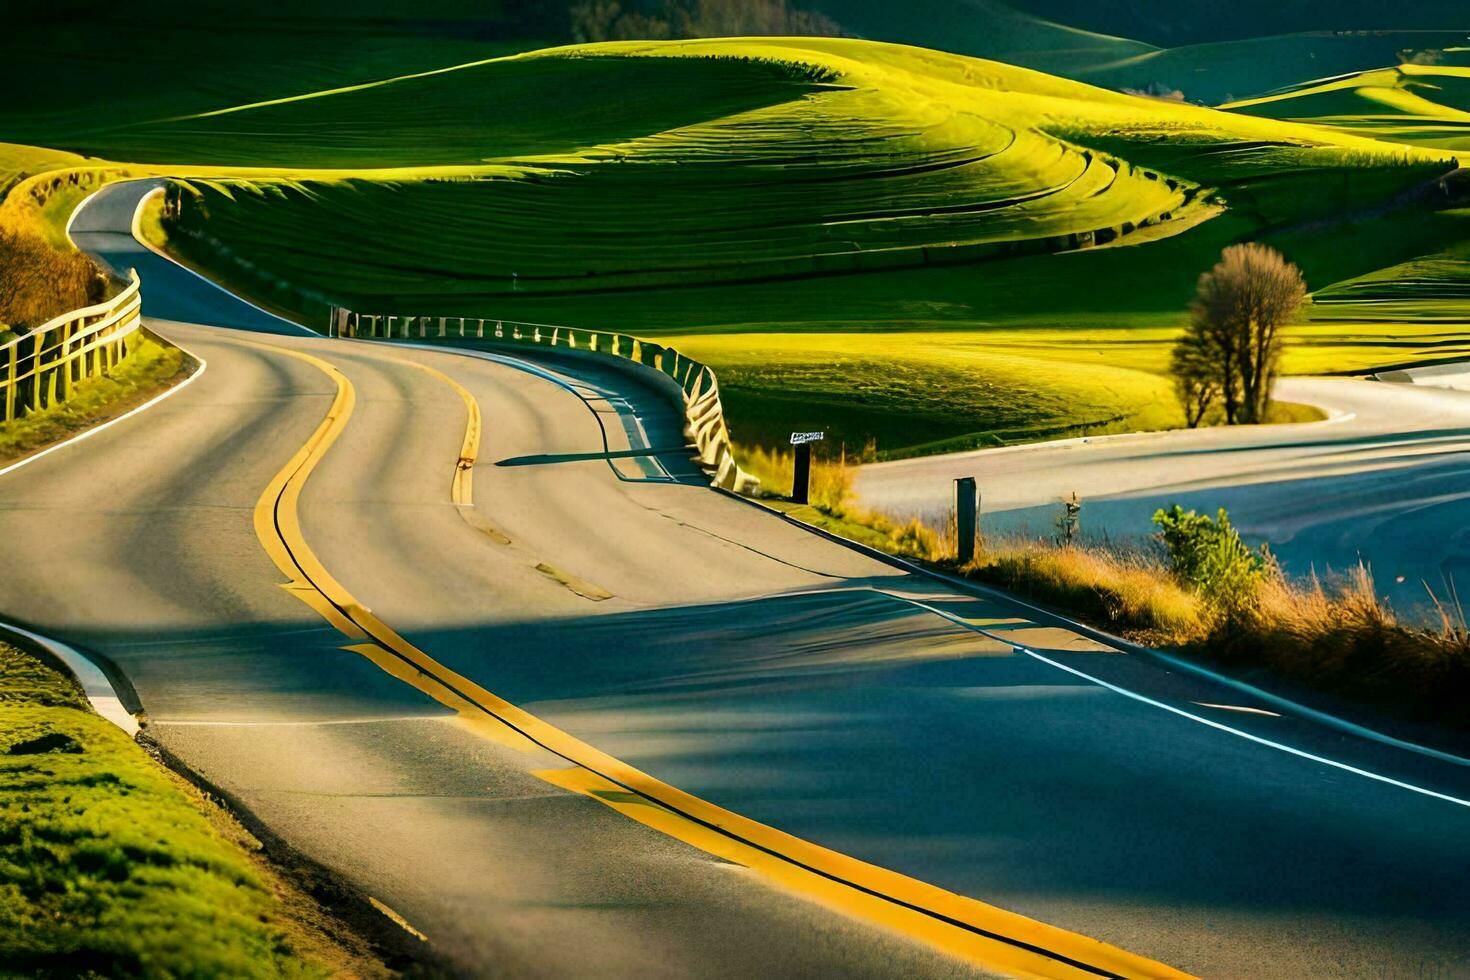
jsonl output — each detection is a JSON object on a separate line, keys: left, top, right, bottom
{"left": 1, "top": 270, "right": 143, "bottom": 422}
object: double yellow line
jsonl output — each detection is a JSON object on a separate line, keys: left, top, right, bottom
{"left": 247, "top": 338, "right": 1191, "bottom": 980}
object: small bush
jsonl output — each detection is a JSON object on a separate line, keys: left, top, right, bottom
{"left": 1153, "top": 504, "right": 1272, "bottom": 613}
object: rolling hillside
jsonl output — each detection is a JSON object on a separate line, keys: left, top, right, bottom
{"left": 123, "top": 37, "right": 1456, "bottom": 453}
{"left": 3, "top": 12, "right": 1466, "bottom": 456}
{"left": 1225, "top": 60, "right": 1470, "bottom": 150}
{"left": 161, "top": 39, "right": 1444, "bottom": 302}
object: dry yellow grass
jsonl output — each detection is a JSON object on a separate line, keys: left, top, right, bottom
{"left": 968, "top": 541, "right": 1207, "bottom": 643}
{"left": 756, "top": 473, "right": 1470, "bottom": 729}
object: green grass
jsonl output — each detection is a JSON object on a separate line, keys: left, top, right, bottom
{"left": 0, "top": 643, "right": 369, "bottom": 976}
{"left": 0, "top": 13, "right": 534, "bottom": 151}
{"left": 1225, "top": 63, "right": 1470, "bottom": 150}
{"left": 1080, "top": 31, "right": 1470, "bottom": 105}
{"left": 9, "top": 30, "right": 1470, "bottom": 460}
{"left": 677, "top": 329, "right": 1183, "bottom": 456}
{"left": 0, "top": 336, "right": 190, "bottom": 464}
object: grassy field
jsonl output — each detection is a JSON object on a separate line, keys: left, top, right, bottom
{"left": 8, "top": 24, "right": 1470, "bottom": 458}
{"left": 105, "top": 36, "right": 1457, "bottom": 455}
{"left": 0, "top": 642, "right": 384, "bottom": 976}
{"left": 1225, "top": 59, "right": 1470, "bottom": 150}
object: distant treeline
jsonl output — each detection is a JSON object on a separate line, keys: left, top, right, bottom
{"left": 568, "top": 0, "right": 842, "bottom": 42}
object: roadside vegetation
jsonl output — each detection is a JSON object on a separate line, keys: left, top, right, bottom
{"left": 0, "top": 215, "right": 194, "bottom": 464}
{"left": 0, "top": 642, "right": 389, "bottom": 977}
{"left": 0, "top": 228, "right": 110, "bottom": 333}
{"left": 743, "top": 448, "right": 1470, "bottom": 730}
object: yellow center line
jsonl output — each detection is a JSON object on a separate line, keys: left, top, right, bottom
{"left": 244, "top": 337, "right": 1192, "bottom": 980}
{"left": 391, "top": 357, "right": 481, "bottom": 506}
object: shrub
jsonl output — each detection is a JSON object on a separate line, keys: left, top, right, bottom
{"left": 1152, "top": 505, "right": 1273, "bottom": 613}
{"left": 0, "top": 228, "right": 110, "bottom": 328}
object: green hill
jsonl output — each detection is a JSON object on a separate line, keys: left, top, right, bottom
{"left": 1224, "top": 61, "right": 1470, "bottom": 150}
{"left": 4, "top": 17, "right": 1466, "bottom": 457}
{"left": 160, "top": 38, "right": 1442, "bottom": 299}
{"left": 126, "top": 37, "right": 1458, "bottom": 453}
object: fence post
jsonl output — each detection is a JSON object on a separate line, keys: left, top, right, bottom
{"left": 792, "top": 443, "right": 812, "bottom": 505}
{"left": 953, "top": 477, "right": 978, "bottom": 565}
{"left": 3, "top": 343, "right": 15, "bottom": 421}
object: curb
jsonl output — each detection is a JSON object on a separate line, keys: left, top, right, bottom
{"left": 0, "top": 617, "right": 143, "bottom": 735}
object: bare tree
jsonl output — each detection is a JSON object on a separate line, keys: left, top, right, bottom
{"left": 1181, "top": 243, "right": 1306, "bottom": 425}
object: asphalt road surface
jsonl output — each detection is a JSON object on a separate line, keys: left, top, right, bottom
{"left": 857, "top": 378, "right": 1470, "bottom": 619}
{"left": 3, "top": 178, "right": 1468, "bottom": 978}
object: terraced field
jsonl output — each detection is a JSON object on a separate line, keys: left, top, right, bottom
{"left": 162, "top": 40, "right": 1248, "bottom": 295}
{"left": 163, "top": 39, "right": 1446, "bottom": 302}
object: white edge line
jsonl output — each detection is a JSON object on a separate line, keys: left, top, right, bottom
{"left": 883, "top": 589, "right": 1470, "bottom": 809}
{"left": 0, "top": 620, "right": 139, "bottom": 736}
{"left": 123, "top": 182, "right": 318, "bottom": 338}
{"left": 779, "top": 513, "right": 1470, "bottom": 771}
{"left": 0, "top": 340, "right": 208, "bottom": 481}
{"left": 1020, "top": 645, "right": 1470, "bottom": 809}
{"left": 72, "top": 177, "right": 318, "bottom": 338}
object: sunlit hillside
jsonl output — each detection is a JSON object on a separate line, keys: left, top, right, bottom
{"left": 162, "top": 38, "right": 1443, "bottom": 303}
{"left": 1225, "top": 58, "right": 1470, "bottom": 150}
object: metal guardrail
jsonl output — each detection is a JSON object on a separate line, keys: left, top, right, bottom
{"left": 1, "top": 270, "right": 143, "bottom": 422}
{"left": 329, "top": 307, "right": 756, "bottom": 493}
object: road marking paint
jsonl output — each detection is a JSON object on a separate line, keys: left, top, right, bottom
{"left": 1193, "top": 702, "right": 1281, "bottom": 718}
{"left": 0, "top": 336, "right": 206, "bottom": 481}
{"left": 391, "top": 342, "right": 676, "bottom": 484}
{"left": 391, "top": 357, "right": 481, "bottom": 506}
{"left": 536, "top": 767, "right": 1117, "bottom": 980}
{"left": 344, "top": 344, "right": 516, "bottom": 545}
{"left": 247, "top": 339, "right": 1191, "bottom": 979}
{"left": 369, "top": 897, "right": 428, "bottom": 943}
{"left": 879, "top": 590, "right": 1470, "bottom": 810}
{"left": 534, "top": 561, "right": 614, "bottom": 601}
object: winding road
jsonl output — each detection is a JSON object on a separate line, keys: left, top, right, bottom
{"left": 857, "top": 377, "right": 1470, "bottom": 619}
{"left": 3, "top": 178, "right": 1469, "bottom": 978}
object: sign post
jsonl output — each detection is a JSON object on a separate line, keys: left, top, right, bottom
{"left": 789, "top": 431, "right": 825, "bottom": 504}
{"left": 954, "top": 476, "right": 978, "bottom": 564}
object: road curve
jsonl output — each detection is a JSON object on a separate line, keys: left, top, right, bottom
{"left": 2, "top": 178, "right": 1468, "bottom": 978}
{"left": 856, "top": 377, "right": 1470, "bottom": 618}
